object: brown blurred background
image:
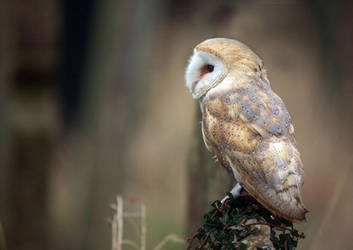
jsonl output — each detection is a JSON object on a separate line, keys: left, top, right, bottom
{"left": 1, "top": 0, "right": 353, "bottom": 249}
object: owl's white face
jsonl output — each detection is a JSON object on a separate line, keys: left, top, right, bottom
{"left": 185, "top": 50, "right": 227, "bottom": 99}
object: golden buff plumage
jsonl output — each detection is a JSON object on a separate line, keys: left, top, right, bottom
{"left": 185, "top": 38, "right": 307, "bottom": 222}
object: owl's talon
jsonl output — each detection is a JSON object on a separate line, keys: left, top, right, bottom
{"left": 220, "top": 195, "right": 229, "bottom": 204}
{"left": 221, "top": 183, "right": 242, "bottom": 204}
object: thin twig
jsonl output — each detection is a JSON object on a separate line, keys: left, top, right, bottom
{"left": 112, "top": 214, "right": 118, "bottom": 250}
{"left": 198, "top": 206, "right": 221, "bottom": 249}
{"left": 186, "top": 232, "right": 199, "bottom": 249}
{"left": 140, "top": 204, "right": 146, "bottom": 250}
{"left": 199, "top": 231, "right": 211, "bottom": 249}
{"left": 153, "top": 234, "right": 185, "bottom": 250}
{"left": 117, "top": 196, "right": 123, "bottom": 250}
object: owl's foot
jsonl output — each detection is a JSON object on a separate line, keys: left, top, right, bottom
{"left": 221, "top": 183, "right": 242, "bottom": 204}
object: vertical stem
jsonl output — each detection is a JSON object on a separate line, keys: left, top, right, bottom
{"left": 117, "top": 196, "right": 124, "bottom": 250}
{"left": 112, "top": 214, "right": 118, "bottom": 250}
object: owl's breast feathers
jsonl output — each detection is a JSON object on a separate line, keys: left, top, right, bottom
{"left": 201, "top": 73, "right": 308, "bottom": 222}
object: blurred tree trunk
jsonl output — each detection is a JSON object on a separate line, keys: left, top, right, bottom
{"left": 186, "top": 105, "right": 211, "bottom": 235}
{"left": 186, "top": 104, "right": 231, "bottom": 236}
{"left": 0, "top": 0, "right": 12, "bottom": 242}
{"left": 308, "top": 0, "right": 353, "bottom": 137}
{"left": 4, "top": 0, "right": 60, "bottom": 249}
{"left": 77, "top": 0, "right": 157, "bottom": 249}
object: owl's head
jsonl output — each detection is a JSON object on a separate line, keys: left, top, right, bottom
{"left": 185, "top": 38, "right": 263, "bottom": 99}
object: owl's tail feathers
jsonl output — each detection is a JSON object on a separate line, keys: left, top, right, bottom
{"left": 278, "top": 187, "right": 308, "bottom": 223}
{"left": 289, "top": 198, "right": 308, "bottom": 223}
{"left": 248, "top": 184, "right": 308, "bottom": 223}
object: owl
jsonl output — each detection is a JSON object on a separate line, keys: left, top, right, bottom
{"left": 185, "top": 38, "right": 307, "bottom": 222}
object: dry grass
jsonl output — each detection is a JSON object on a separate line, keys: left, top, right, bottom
{"left": 110, "top": 196, "right": 185, "bottom": 250}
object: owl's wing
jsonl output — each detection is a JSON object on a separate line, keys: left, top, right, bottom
{"left": 201, "top": 74, "right": 307, "bottom": 222}
{"left": 234, "top": 74, "right": 294, "bottom": 139}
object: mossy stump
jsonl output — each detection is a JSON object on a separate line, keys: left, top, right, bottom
{"left": 187, "top": 193, "right": 305, "bottom": 250}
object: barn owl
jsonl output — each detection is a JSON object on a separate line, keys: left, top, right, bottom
{"left": 185, "top": 38, "right": 307, "bottom": 222}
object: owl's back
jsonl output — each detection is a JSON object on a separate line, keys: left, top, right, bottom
{"left": 201, "top": 71, "right": 307, "bottom": 222}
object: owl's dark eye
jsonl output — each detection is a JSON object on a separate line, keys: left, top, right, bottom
{"left": 207, "top": 64, "right": 214, "bottom": 72}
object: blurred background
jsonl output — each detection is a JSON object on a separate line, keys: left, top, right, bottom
{"left": 1, "top": 0, "right": 353, "bottom": 249}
